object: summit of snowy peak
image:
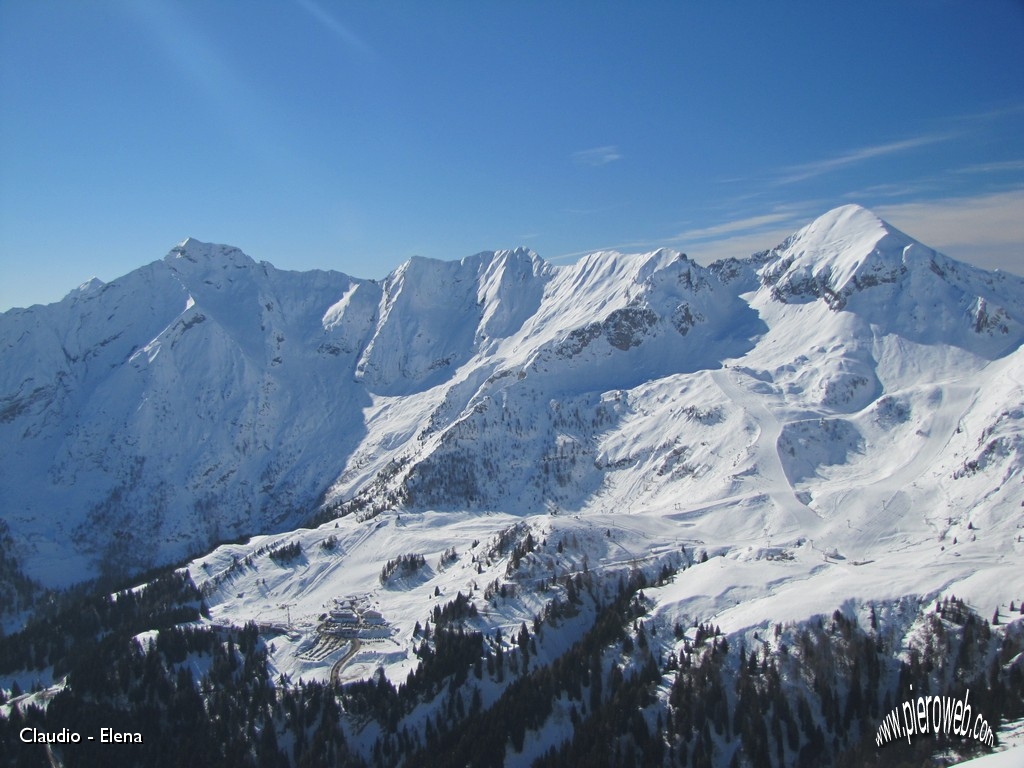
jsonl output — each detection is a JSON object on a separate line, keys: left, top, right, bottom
{"left": 576, "top": 246, "right": 682, "bottom": 268}
{"left": 164, "top": 237, "right": 253, "bottom": 268}
{"left": 565, "top": 247, "right": 689, "bottom": 293}
{"left": 393, "top": 247, "right": 543, "bottom": 274}
{"left": 801, "top": 203, "right": 889, "bottom": 237}
{"left": 63, "top": 276, "right": 106, "bottom": 301}
{"left": 472, "top": 247, "right": 551, "bottom": 285}
{"left": 773, "top": 204, "right": 908, "bottom": 269}
{"left": 760, "top": 204, "right": 1024, "bottom": 312}
{"left": 755, "top": 205, "right": 1024, "bottom": 356}
{"left": 492, "top": 246, "right": 541, "bottom": 262}
{"left": 758, "top": 205, "right": 925, "bottom": 308}
{"left": 354, "top": 248, "right": 556, "bottom": 394}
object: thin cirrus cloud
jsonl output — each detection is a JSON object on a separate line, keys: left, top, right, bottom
{"left": 775, "top": 133, "right": 957, "bottom": 185}
{"left": 572, "top": 145, "right": 622, "bottom": 167}
{"left": 672, "top": 212, "right": 801, "bottom": 242}
{"left": 954, "top": 160, "right": 1024, "bottom": 175}
{"left": 842, "top": 182, "right": 942, "bottom": 200}
{"left": 127, "top": 1, "right": 298, "bottom": 173}
{"left": 292, "top": 0, "right": 377, "bottom": 61}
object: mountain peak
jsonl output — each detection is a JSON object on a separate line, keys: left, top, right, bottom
{"left": 810, "top": 202, "right": 884, "bottom": 227}
{"left": 758, "top": 205, "right": 920, "bottom": 307}
{"left": 493, "top": 246, "right": 540, "bottom": 261}
{"left": 165, "top": 237, "right": 251, "bottom": 267}
{"left": 789, "top": 204, "right": 905, "bottom": 255}
{"left": 64, "top": 276, "right": 106, "bottom": 301}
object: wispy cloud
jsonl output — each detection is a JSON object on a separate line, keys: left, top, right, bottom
{"left": 572, "top": 145, "right": 622, "bottom": 167}
{"left": 128, "top": 1, "right": 292, "bottom": 170}
{"left": 841, "top": 181, "right": 943, "bottom": 200}
{"left": 673, "top": 212, "right": 799, "bottom": 241}
{"left": 562, "top": 202, "right": 629, "bottom": 216}
{"left": 955, "top": 160, "right": 1024, "bottom": 175}
{"left": 947, "top": 102, "right": 1024, "bottom": 125}
{"left": 776, "top": 134, "right": 956, "bottom": 185}
{"left": 293, "top": 0, "right": 376, "bottom": 60}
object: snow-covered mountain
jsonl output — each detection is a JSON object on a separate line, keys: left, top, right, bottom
{"left": 3, "top": 204, "right": 1024, "bottom": 766}
{"left": 169, "top": 205, "right": 1024, "bottom": 703}
{"left": 1, "top": 204, "right": 1022, "bottom": 593}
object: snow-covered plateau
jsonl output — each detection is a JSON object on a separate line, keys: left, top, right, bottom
{"left": 2, "top": 204, "right": 1022, "bottom": 766}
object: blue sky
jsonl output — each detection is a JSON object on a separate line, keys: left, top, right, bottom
{"left": 1, "top": 1, "right": 1022, "bottom": 310}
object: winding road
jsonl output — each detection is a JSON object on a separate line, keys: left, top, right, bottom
{"left": 330, "top": 638, "right": 362, "bottom": 685}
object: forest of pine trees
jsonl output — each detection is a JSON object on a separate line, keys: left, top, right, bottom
{"left": 1, "top": 562, "right": 1022, "bottom": 767}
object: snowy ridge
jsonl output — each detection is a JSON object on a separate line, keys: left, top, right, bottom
{"left": 1, "top": 206, "right": 1022, "bottom": 593}
{"left": 2, "top": 205, "right": 1024, "bottom": 764}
